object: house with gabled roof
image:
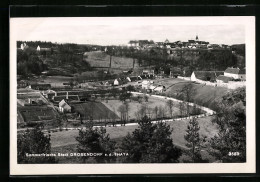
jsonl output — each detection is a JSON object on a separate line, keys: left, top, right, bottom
{"left": 224, "top": 67, "right": 246, "bottom": 80}
{"left": 59, "top": 99, "right": 71, "bottom": 113}
{"left": 191, "top": 71, "right": 224, "bottom": 82}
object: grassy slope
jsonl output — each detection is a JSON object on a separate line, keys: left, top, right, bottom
{"left": 71, "top": 102, "right": 119, "bottom": 120}
{"left": 165, "top": 80, "right": 229, "bottom": 109}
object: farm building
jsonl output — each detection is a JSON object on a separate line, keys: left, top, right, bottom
{"left": 59, "top": 99, "right": 71, "bottom": 113}
{"left": 170, "top": 67, "right": 182, "bottom": 78}
{"left": 153, "top": 86, "right": 166, "bottom": 93}
{"left": 142, "top": 69, "right": 155, "bottom": 75}
{"left": 191, "top": 71, "right": 224, "bottom": 82}
{"left": 41, "top": 90, "right": 57, "bottom": 98}
{"left": 224, "top": 67, "right": 246, "bottom": 80}
{"left": 126, "top": 77, "right": 131, "bottom": 82}
{"left": 17, "top": 97, "right": 45, "bottom": 106}
{"left": 29, "top": 83, "right": 51, "bottom": 90}
{"left": 216, "top": 75, "right": 233, "bottom": 83}
{"left": 20, "top": 43, "right": 28, "bottom": 50}
{"left": 53, "top": 95, "right": 80, "bottom": 102}
{"left": 129, "top": 76, "right": 138, "bottom": 82}
{"left": 17, "top": 80, "right": 28, "bottom": 88}
{"left": 113, "top": 79, "right": 119, "bottom": 86}
{"left": 36, "top": 45, "right": 51, "bottom": 52}
{"left": 113, "top": 77, "right": 129, "bottom": 86}
{"left": 141, "top": 80, "right": 152, "bottom": 89}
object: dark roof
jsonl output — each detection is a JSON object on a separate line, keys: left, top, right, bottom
{"left": 225, "top": 67, "right": 245, "bottom": 74}
{"left": 216, "top": 75, "right": 233, "bottom": 83}
{"left": 129, "top": 40, "right": 138, "bottom": 44}
{"left": 193, "top": 71, "right": 224, "bottom": 81}
{"left": 239, "top": 68, "right": 246, "bottom": 74}
{"left": 30, "top": 83, "right": 51, "bottom": 87}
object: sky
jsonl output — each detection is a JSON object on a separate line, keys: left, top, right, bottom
{"left": 11, "top": 17, "right": 245, "bottom": 46}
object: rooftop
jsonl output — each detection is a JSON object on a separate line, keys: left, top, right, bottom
{"left": 216, "top": 75, "right": 233, "bottom": 83}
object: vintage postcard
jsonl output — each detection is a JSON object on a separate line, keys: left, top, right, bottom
{"left": 10, "top": 17, "right": 255, "bottom": 175}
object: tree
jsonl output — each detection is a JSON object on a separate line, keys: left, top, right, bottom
{"left": 166, "top": 100, "right": 174, "bottom": 118}
{"left": 120, "top": 116, "right": 182, "bottom": 163}
{"left": 184, "top": 118, "right": 204, "bottom": 162}
{"left": 179, "top": 83, "right": 196, "bottom": 115}
{"left": 17, "top": 127, "right": 56, "bottom": 163}
{"left": 137, "top": 95, "right": 142, "bottom": 103}
{"left": 119, "top": 91, "right": 132, "bottom": 102}
{"left": 76, "top": 126, "right": 116, "bottom": 163}
{"left": 158, "top": 106, "right": 166, "bottom": 119}
{"left": 144, "top": 95, "right": 149, "bottom": 102}
{"left": 208, "top": 88, "right": 246, "bottom": 162}
{"left": 154, "top": 106, "right": 159, "bottom": 119}
{"left": 126, "top": 85, "right": 135, "bottom": 92}
{"left": 179, "top": 102, "right": 185, "bottom": 117}
{"left": 124, "top": 102, "right": 130, "bottom": 122}
{"left": 118, "top": 104, "right": 126, "bottom": 122}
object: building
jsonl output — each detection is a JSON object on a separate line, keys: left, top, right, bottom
{"left": 29, "top": 83, "right": 51, "bottom": 90}
{"left": 17, "top": 80, "right": 28, "bottom": 88}
{"left": 128, "top": 40, "right": 139, "bottom": 47}
{"left": 37, "top": 45, "right": 51, "bottom": 52}
{"left": 216, "top": 75, "right": 233, "bottom": 83}
{"left": 164, "top": 39, "right": 170, "bottom": 44}
{"left": 129, "top": 76, "right": 138, "bottom": 82}
{"left": 224, "top": 67, "right": 246, "bottom": 80}
{"left": 59, "top": 99, "right": 71, "bottom": 113}
{"left": 191, "top": 71, "right": 224, "bottom": 82}
{"left": 141, "top": 80, "right": 152, "bottom": 89}
{"left": 142, "top": 69, "right": 155, "bottom": 75}
{"left": 128, "top": 40, "right": 155, "bottom": 48}
{"left": 20, "top": 43, "right": 27, "bottom": 50}
{"left": 113, "top": 79, "right": 119, "bottom": 86}
{"left": 170, "top": 67, "right": 182, "bottom": 78}
{"left": 153, "top": 85, "right": 166, "bottom": 93}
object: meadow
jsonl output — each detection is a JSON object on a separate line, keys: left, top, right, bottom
{"left": 50, "top": 116, "right": 218, "bottom": 163}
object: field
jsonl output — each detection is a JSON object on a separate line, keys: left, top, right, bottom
{"left": 102, "top": 96, "right": 181, "bottom": 120}
{"left": 50, "top": 116, "right": 218, "bottom": 163}
{"left": 153, "top": 77, "right": 190, "bottom": 89}
{"left": 83, "top": 51, "right": 135, "bottom": 69}
{"left": 71, "top": 101, "right": 119, "bottom": 120}
{"left": 37, "top": 76, "right": 74, "bottom": 87}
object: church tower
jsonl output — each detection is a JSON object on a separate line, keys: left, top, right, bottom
{"left": 195, "top": 34, "right": 199, "bottom": 41}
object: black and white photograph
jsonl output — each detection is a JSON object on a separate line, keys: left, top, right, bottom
{"left": 9, "top": 17, "right": 255, "bottom": 174}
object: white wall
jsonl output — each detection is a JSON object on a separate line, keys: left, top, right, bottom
{"left": 190, "top": 72, "right": 196, "bottom": 81}
{"left": 224, "top": 72, "right": 239, "bottom": 79}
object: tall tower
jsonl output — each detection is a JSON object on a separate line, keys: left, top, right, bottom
{"left": 196, "top": 34, "right": 199, "bottom": 41}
